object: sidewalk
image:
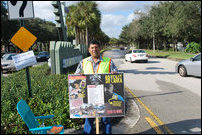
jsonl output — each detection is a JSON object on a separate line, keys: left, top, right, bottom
{"left": 63, "top": 90, "right": 140, "bottom": 134}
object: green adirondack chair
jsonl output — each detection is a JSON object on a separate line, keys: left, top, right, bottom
{"left": 17, "top": 99, "right": 64, "bottom": 134}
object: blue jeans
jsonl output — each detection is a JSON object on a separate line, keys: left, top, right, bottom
{"left": 83, "top": 117, "right": 111, "bottom": 134}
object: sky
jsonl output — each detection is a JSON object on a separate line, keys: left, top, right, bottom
{"left": 33, "top": 1, "right": 159, "bottom": 39}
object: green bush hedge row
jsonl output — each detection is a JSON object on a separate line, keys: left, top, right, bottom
{"left": 1, "top": 64, "right": 84, "bottom": 134}
{"left": 185, "top": 42, "right": 201, "bottom": 53}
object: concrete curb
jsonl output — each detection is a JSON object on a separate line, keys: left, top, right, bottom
{"left": 112, "top": 91, "right": 140, "bottom": 134}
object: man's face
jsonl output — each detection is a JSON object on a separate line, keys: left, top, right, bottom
{"left": 74, "top": 83, "right": 80, "bottom": 89}
{"left": 88, "top": 44, "right": 100, "bottom": 58}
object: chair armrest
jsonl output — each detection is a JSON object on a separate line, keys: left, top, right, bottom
{"left": 29, "top": 126, "right": 52, "bottom": 132}
{"left": 35, "top": 115, "right": 54, "bottom": 119}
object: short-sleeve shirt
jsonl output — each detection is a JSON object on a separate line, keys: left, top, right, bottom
{"left": 75, "top": 55, "right": 118, "bottom": 74}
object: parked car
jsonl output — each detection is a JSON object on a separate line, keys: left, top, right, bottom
{"left": 1, "top": 53, "right": 17, "bottom": 72}
{"left": 125, "top": 49, "right": 148, "bottom": 63}
{"left": 120, "top": 46, "right": 124, "bottom": 50}
{"left": 175, "top": 53, "right": 201, "bottom": 77}
{"left": 36, "top": 51, "right": 49, "bottom": 62}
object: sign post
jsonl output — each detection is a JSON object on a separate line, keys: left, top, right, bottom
{"left": 8, "top": 1, "right": 36, "bottom": 98}
{"left": 96, "top": 117, "right": 99, "bottom": 134}
{"left": 22, "top": 19, "right": 33, "bottom": 98}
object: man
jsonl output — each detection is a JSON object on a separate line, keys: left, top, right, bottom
{"left": 75, "top": 40, "right": 118, "bottom": 134}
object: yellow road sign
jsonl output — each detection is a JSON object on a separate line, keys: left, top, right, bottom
{"left": 10, "top": 27, "right": 37, "bottom": 52}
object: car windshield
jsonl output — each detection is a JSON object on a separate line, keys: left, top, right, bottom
{"left": 133, "top": 50, "right": 145, "bottom": 53}
{"left": 39, "top": 52, "right": 48, "bottom": 55}
{"left": 2, "top": 54, "right": 16, "bottom": 60}
{"left": 128, "top": 50, "right": 132, "bottom": 53}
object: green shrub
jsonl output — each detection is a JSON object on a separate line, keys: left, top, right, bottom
{"left": 1, "top": 64, "right": 84, "bottom": 134}
{"left": 185, "top": 42, "right": 201, "bottom": 53}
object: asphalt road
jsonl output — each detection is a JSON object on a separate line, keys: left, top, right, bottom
{"left": 103, "top": 49, "right": 201, "bottom": 134}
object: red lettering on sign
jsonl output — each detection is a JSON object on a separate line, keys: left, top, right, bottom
{"left": 107, "top": 109, "right": 123, "bottom": 114}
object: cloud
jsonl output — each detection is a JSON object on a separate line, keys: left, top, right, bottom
{"left": 96, "top": 1, "right": 158, "bottom": 13}
{"left": 126, "top": 12, "right": 136, "bottom": 23}
{"left": 101, "top": 13, "right": 136, "bottom": 38}
{"left": 65, "top": 1, "right": 80, "bottom": 6}
{"left": 97, "top": 1, "right": 158, "bottom": 38}
{"left": 102, "top": 14, "right": 125, "bottom": 27}
{"left": 96, "top": 1, "right": 136, "bottom": 13}
{"left": 33, "top": 1, "right": 54, "bottom": 22}
{"left": 32, "top": 1, "right": 159, "bottom": 38}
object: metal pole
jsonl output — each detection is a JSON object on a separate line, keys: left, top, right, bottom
{"left": 20, "top": 20, "right": 32, "bottom": 98}
{"left": 26, "top": 67, "right": 32, "bottom": 98}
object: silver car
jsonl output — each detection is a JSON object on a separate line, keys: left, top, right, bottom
{"left": 1, "top": 53, "right": 17, "bottom": 72}
{"left": 175, "top": 53, "right": 201, "bottom": 77}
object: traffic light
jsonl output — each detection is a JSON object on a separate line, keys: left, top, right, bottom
{"left": 52, "top": 1, "right": 63, "bottom": 28}
{"left": 52, "top": 1, "right": 67, "bottom": 41}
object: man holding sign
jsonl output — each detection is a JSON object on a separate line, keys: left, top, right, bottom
{"left": 75, "top": 40, "right": 118, "bottom": 134}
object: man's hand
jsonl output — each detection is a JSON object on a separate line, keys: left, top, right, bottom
{"left": 111, "top": 71, "right": 118, "bottom": 74}
{"left": 79, "top": 73, "right": 85, "bottom": 76}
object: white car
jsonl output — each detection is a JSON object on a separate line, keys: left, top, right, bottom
{"left": 1, "top": 53, "right": 17, "bottom": 72}
{"left": 125, "top": 49, "right": 148, "bottom": 63}
{"left": 48, "top": 58, "right": 51, "bottom": 68}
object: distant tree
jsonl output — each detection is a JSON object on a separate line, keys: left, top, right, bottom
{"left": 1, "top": 1, "right": 19, "bottom": 52}
{"left": 1, "top": 1, "right": 58, "bottom": 52}
{"left": 119, "top": 1, "right": 201, "bottom": 52}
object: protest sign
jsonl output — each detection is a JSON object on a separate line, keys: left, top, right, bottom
{"left": 68, "top": 73, "right": 125, "bottom": 118}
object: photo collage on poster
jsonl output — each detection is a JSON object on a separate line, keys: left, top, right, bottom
{"left": 68, "top": 73, "right": 125, "bottom": 118}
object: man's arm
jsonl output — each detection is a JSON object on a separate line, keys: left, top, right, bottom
{"left": 110, "top": 59, "right": 118, "bottom": 73}
{"left": 74, "top": 60, "right": 84, "bottom": 74}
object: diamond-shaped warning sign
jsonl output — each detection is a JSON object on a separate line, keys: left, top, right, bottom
{"left": 10, "top": 27, "right": 37, "bottom": 52}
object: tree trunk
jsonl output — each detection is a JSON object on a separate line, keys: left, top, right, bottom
{"left": 82, "top": 30, "right": 85, "bottom": 45}
{"left": 75, "top": 26, "right": 78, "bottom": 46}
{"left": 163, "top": 40, "right": 167, "bottom": 51}
{"left": 86, "top": 27, "right": 89, "bottom": 46}
{"left": 78, "top": 28, "right": 80, "bottom": 45}
{"left": 153, "top": 34, "right": 155, "bottom": 53}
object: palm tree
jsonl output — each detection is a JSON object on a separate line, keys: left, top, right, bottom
{"left": 66, "top": 5, "right": 81, "bottom": 45}
{"left": 66, "top": 2, "right": 103, "bottom": 46}
{"left": 77, "top": 1, "right": 101, "bottom": 46}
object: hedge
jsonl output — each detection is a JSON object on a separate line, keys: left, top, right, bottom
{"left": 185, "top": 42, "right": 201, "bottom": 53}
{"left": 1, "top": 64, "right": 84, "bottom": 134}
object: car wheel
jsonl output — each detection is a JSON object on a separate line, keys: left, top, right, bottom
{"left": 144, "top": 60, "right": 148, "bottom": 63}
{"left": 125, "top": 58, "right": 127, "bottom": 62}
{"left": 178, "top": 65, "right": 187, "bottom": 77}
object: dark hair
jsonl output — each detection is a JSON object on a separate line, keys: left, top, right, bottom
{"left": 71, "top": 80, "right": 81, "bottom": 88}
{"left": 88, "top": 40, "right": 101, "bottom": 48}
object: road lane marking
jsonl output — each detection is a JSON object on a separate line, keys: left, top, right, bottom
{"left": 125, "top": 86, "right": 174, "bottom": 134}
{"left": 145, "top": 117, "right": 163, "bottom": 134}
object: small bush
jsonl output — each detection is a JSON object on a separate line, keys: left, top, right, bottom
{"left": 185, "top": 42, "right": 201, "bottom": 53}
{"left": 1, "top": 64, "right": 84, "bottom": 134}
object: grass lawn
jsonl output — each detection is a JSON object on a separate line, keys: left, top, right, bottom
{"left": 145, "top": 49, "right": 196, "bottom": 60}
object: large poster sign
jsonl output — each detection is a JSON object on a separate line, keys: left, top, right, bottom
{"left": 68, "top": 73, "right": 125, "bottom": 118}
